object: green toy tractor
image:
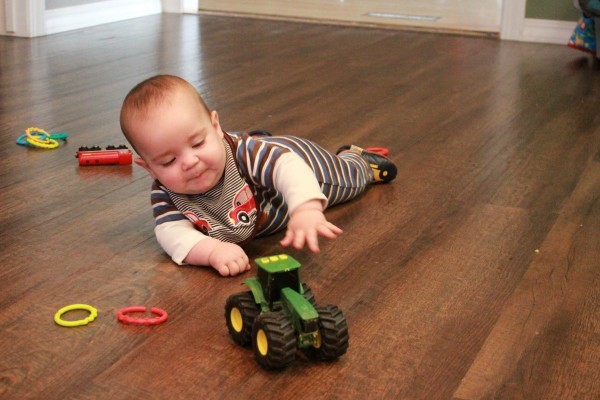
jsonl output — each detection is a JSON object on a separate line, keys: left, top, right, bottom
{"left": 225, "top": 254, "right": 349, "bottom": 369}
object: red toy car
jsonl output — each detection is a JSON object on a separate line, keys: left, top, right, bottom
{"left": 183, "top": 212, "right": 212, "bottom": 235}
{"left": 229, "top": 185, "right": 256, "bottom": 225}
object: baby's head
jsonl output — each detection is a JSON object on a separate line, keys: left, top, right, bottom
{"left": 120, "top": 75, "right": 227, "bottom": 194}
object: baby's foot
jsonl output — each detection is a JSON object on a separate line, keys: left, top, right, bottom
{"left": 337, "top": 145, "right": 397, "bottom": 183}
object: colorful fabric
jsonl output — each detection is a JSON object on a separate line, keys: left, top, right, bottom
{"left": 568, "top": 16, "right": 596, "bottom": 55}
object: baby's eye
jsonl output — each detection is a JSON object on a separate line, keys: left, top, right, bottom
{"left": 192, "top": 140, "right": 204, "bottom": 148}
{"left": 161, "top": 158, "right": 175, "bottom": 167}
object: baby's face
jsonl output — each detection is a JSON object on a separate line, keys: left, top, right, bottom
{"left": 131, "top": 87, "right": 227, "bottom": 194}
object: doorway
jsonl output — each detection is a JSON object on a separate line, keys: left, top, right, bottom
{"left": 197, "top": 0, "right": 504, "bottom": 35}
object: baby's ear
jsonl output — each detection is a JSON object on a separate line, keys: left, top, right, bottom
{"left": 211, "top": 111, "right": 223, "bottom": 135}
{"left": 134, "top": 157, "right": 157, "bottom": 179}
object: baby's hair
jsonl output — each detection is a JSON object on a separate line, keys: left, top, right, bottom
{"left": 120, "top": 75, "right": 210, "bottom": 149}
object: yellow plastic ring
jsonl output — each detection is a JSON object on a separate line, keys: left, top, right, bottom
{"left": 54, "top": 304, "right": 98, "bottom": 327}
{"left": 25, "top": 127, "right": 59, "bottom": 149}
{"left": 26, "top": 137, "right": 59, "bottom": 149}
{"left": 25, "top": 127, "right": 50, "bottom": 141}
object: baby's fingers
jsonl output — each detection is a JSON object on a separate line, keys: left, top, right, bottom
{"left": 216, "top": 264, "right": 231, "bottom": 277}
{"left": 280, "top": 229, "right": 294, "bottom": 247}
{"left": 292, "top": 230, "right": 306, "bottom": 250}
{"left": 317, "top": 223, "right": 343, "bottom": 240}
{"left": 305, "top": 230, "right": 320, "bottom": 253}
{"left": 229, "top": 257, "right": 250, "bottom": 276}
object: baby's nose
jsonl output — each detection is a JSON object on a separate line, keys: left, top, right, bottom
{"left": 181, "top": 151, "right": 199, "bottom": 170}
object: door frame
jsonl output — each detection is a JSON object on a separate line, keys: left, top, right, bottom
{"left": 2, "top": 0, "right": 45, "bottom": 37}
{"left": 500, "top": 0, "right": 526, "bottom": 40}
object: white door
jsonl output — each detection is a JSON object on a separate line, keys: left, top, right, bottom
{"left": 196, "top": 0, "right": 518, "bottom": 36}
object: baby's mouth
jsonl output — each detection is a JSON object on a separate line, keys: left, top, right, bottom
{"left": 189, "top": 168, "right": 207, "bottom": 182}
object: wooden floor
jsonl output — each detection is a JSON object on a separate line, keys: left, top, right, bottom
{"left": 199, "top": 0, "right": 502, "bottom": 34}
{"left": 0, "top": 13, "right": 598, "bottom": 400}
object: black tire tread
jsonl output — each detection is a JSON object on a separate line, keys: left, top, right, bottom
{"left": 252, "top": 311, "right": 296, "bottom": 369}
{"left": 310, "top": 304, "right": 349, "bottom": 360}
{"left": 225, "top": 291, "right": 260, "bottom": 347}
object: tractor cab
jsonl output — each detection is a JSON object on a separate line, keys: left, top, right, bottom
{"left": 255, "top": 255, "right": 302, "bottom": 308}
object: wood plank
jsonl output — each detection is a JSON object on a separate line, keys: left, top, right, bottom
{"left": 455, "top": 161, "right": 600, "bottom": 400}
{"left": 0, "top": 13, "right": 598, "bottom": 400}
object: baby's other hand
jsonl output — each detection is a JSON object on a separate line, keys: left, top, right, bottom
{"left": 280, "top": 200, "right": 343, "bottom": 253}
{"left": 208, "top": 242, "right": 251, "bottom": 277}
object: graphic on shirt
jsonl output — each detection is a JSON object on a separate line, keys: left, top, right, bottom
{"left": 183, "top": 211, "right": 212, "bottom": 235}
{"left": 229, "top": 184, "right": 257, "bottom": 225}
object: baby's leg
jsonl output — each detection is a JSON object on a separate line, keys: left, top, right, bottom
{"left": 258, "top": 136, "right": 373, "bottom": 208}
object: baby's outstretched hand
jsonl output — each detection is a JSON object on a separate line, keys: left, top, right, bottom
{"left": 208, "top": 242, "right": 251, "bottom": 277}
{"left": 280, "top": 200, "right": 342, "bottom": 253}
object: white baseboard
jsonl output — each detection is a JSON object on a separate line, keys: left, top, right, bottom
{"left": 521, "top": 18, "right": 576, "bottom": 45}
{"left": 161, "top": 0, "right": 197, "bottom": 13}
{"left": 161, "top": 0, "right": 182, "bottom": 13}
{"left": 45, "top": 0, "right": 161, "bottom": 35}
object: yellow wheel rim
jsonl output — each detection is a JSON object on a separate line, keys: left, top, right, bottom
{"left": 230, "top": 308, "right": 243, "bottom": 333}
{"left": 313, "top": 332, "right": 322, "bottom": 349}
{"left": 256, "top": 329, "right": 268, "bottom": 356}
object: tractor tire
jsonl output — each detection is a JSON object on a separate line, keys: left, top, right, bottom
{"left": 304, "top": 304, "right": 349, "bottom": 361}
{"left": 252, "top": 311, "right": 296, "bottom": 369}
{"left": 225, "top": 291, "right": 260, "bottom": 347}
{"left": 301, "top": 283, "right": 317, "bottom": 307}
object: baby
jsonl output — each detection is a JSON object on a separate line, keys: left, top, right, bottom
{"left": 120, "top": 75, "right": 397, "bottom": 276}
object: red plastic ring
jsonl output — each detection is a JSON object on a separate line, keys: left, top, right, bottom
{"left": 117, "top": 306, "right": 168, "bottom": 326}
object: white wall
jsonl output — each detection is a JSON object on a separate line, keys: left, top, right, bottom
{"left": 45, "top": 0, "right": 161, "bottom": 35}
{"left": 46, "top": 0, "right": 112, "bottom": 10}
{"left": 0, "top": 0, "right": 162, "bottom": 37}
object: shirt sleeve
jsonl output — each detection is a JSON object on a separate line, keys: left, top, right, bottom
{"left": 235, "top": 135, "right": 327, "bottom": 214}
{"left": 272, "top": 152, "right": 327, "bottom": 213}
{"left": 154, "top": 220, "right": 208, "bottom": 265}
{"left": 151, "top": 181, "right": 187, "bottom": 225}
{"left": 150, "top": 181, "right": 207, "bottom": 265}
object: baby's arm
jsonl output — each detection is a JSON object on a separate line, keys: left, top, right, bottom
{"left": 184, "top": 238, "right": 250, "bottom": 277}
{"left": 272, "top": 152, "right": 342, "bottom": 252}
{"left": 280, "top": 198, "right": 343, "bottom": 252}
{"left": 155, "top": 220, "right": 250, "bottom": 276}
{"left": 237, "top": 136, "right": 342, "bottom": 253}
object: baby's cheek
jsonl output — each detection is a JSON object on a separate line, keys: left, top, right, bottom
{"left": 162, "top": 172, "right": 180, "bottom": 189}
